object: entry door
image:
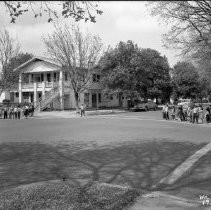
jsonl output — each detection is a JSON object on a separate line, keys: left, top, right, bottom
{"left": 84, "top": 93, "right": 89, "bottom": 108}
{"left": 92, "top": 93, "right": 97, "bottom": 108}
{"left": 64, "top": 94, "right": 70, "bottom": 109}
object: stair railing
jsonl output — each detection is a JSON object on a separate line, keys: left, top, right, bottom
{"left": 34, "top": 82, "right": 60, "bottom": 112}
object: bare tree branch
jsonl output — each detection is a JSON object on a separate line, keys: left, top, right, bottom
{"left": 2, "top": 1, "right": 103, "bottom": 23}
{"left": 43, "top": 24, "right": 103, "bottom": 109}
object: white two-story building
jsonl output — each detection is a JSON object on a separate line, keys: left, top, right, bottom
{"left": 11, "top": 56, "right": 127, "bottom": 111}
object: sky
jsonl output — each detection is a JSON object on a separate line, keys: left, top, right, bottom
{"left": 0, "top": 1, "right": 180, "bottom": 68}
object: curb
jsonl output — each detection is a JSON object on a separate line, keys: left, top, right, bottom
{"left": 157, "top": 142, "right": 211, "bottom": 186}
{"left": 128, "top": 191, "right": 202, "bottom": 210}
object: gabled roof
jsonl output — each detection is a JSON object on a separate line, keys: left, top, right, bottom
{"left": 13, "top": 56, "right": 62, "bottom": 72}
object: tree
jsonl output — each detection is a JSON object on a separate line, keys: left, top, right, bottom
{"left": 131, "top": 49, "right": 172, "bottom": 103}
{"left": 2, "top": 1, "right": 103, "bottom": 23}
{"left": 171, "top": 61, "right": 200, "bottom": 100}
{"left": 196, "top": 61, "right": 211, "bottom": 101}
{"left": 0, "top": 53, "right": 33, "bottom": 95}
{"left": 0, "top": 29, "right": 20, "bottom": 95}
{"left": 197, "top": 75, "right": 211, "bottom": 101}
{"left": 99, "top": 41, "right": 141, "bottom": 106}
{"left": 43, "top": 24, "right": 103, "bottom": 111}
{"left": 99, "top": 41, "right": 172, "bottom": 105}
{"left": 148, "top": 1, "right": 211, "bottom": 60}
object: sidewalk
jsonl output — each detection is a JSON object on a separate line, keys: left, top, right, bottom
{"left": 34, "top": 109, "right": 128, "bottom": 119}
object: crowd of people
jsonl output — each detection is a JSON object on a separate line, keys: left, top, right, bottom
{"left": 162, "top": 103, "right": 211, "bottom": 124}
{"left": 0, "top": 104, "right": 35, "bottom": 119}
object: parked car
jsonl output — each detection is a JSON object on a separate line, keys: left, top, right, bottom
{"left": 131, "top": 101, "right": 158, "bottom": 111}
{"left": 177, "top": 99, "right": 191, "bottom": 106}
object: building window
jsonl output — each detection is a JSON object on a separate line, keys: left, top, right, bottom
{"left": 15, "top": 92, "right": 19, "bottom": 97}
{"left": 110, "top": 95, "right": 113, "bottom": 100}
{"left": 93, "top": 74, "right": 100, "bottom": 82}
{"left": 96, "top": 74, "right": 100, "bottom": 82}
{"left": 41, "top": 73, "right": 44, "bottom": 82}
{"left": 65, "top": 72, "right": 68, "bottom": 81}
{"left": 23, "top": 92, "right": 29, "bottom": 99}
{"left": 54, "top": 72, "right": 57, "bottom": 82}
{"left": 47, "top": 73, "right": 51, "bottom": 82}
{"left": 98, "top": 93, "right": 101, "bottom": 103}
{"left": 93, "top": 74, "right": 96, "bottom": 82}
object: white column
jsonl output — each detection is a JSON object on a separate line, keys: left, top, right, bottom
{"left": 18, "top": 74, "right": 22, "bottom": 103}
{"left": 42, "top": 82, "right": 45, "bottom": 99}
{"left": 34, "top": 82, "right": 37, "bottom": 107}
{"left": 59, "top": 70, "right": 64, "bottom": 110}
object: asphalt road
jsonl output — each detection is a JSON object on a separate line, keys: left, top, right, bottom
{"left": 0, "top": 111, "right": 210, "bottom": 145}
{"left": 0, "top": 110, "right": 210, "bottom": 198}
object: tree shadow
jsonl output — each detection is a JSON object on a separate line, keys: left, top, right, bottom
{"left": 0, "top": 140, "right": 207, "bottom": 193}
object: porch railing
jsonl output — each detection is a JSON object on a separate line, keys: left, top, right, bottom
{"left": 22, "top": 81, "right": 59, "bottom": 89}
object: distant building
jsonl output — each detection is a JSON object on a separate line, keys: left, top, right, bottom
{"left": 8, "top": 56, "right": 128, "bottom": 111}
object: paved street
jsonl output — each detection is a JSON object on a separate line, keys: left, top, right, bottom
{"left": 0, "top": 110, "right": 211, "bottom": 144}
{"left": 0, "top": 110, "right": 210, "bottom": 201}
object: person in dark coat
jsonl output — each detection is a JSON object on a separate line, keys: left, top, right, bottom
{"left": 17, "top": 106, "right": 21, "bottom": 119}
{"left": 205, "top": 107, "right": 210, "bottom": 123}
{"left": 24, "top": 105, "right": 29, "bottom": 119}
{"left": 31, "top": 104, "right": 34, "bottom": 117}
{"left": 3, "top": 106, "right": 8, "bottom": 119}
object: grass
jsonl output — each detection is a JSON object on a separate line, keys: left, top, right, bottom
{"left": 0, "top": 181, "right": 141, "bottom": 210}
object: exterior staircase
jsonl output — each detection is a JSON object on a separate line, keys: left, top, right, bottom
{"left": 35, "top": 83, "right": 60, "bottom": 112}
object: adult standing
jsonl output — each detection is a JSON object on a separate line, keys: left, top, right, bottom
{"left": 205, "top": 107, "right": 210, "bottom": 123}
{"left": 198, "top": 104, "right": 204, "bottom": 123}
{"left": 170, "top": 105, "right": 176, "bottom": 120}
{"left": 178, "top": 105, "right": 184, "bottom": 121}
{"left": 164, "top": 104, "right": 169, "bottom": 120}
{"left": 80, "top": 104, "right": 85, "bottom": 117}
{"left": 24, "top": 105, "right": 29, "bottom": 119}
{"left": 14, "top": 106, "right": 18, "bottom": 119}
{"left": 192, "top": 105, "right": 199, "bottom": 124}
{"left": 17, "top": 106, "right": 21, "bottom": 119}
{"left": 162, "top": 105, "right": 166, "bottom": 119}
{"left": 31, "top": 104, "right": 34, "bottom": 117}
{"left": 3, "top": 106, "right": 8, "bottom": 119}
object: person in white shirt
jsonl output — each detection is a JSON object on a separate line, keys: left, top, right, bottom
{"left": 80, "top": 104, "right": 85, "bottom": 117}
{"left": 192, "top": 105, "right": 199, "bottom": 124}
{"left": 163, "top": 104, "right": 169, "bottom": 120}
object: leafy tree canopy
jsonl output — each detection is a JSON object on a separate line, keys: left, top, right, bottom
{"left": 99, "top": 41, "right": 171, "bottom": 103}
{"left": 171, "top": 61, "right": 200, "bottom": 99}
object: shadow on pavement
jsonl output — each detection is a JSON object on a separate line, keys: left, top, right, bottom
{"left": 0, "top": 140, "right": 207, "bottom": 193}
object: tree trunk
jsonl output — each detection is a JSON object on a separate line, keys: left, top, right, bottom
{"left": 155, "top": 97, "right": 158, "bottom": 105}
{"left": 74, "top": 92, "right": 80, "bottom": 114}
{"left": 118, "top": 92, "right": 123, "bottom": 108}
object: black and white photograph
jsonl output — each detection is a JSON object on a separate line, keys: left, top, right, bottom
{"left": 0, "top": 1, "right": 211, "bottom": 209}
